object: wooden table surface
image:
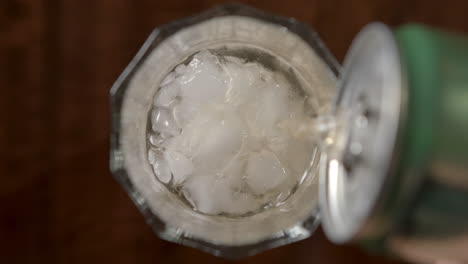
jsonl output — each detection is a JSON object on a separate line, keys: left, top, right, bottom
{"left": 2, "top": 0, "right": 468, "bottom": 263}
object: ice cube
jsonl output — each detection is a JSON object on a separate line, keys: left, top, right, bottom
{"left": 172, "top": 100, "right": 200, "bottom": 128}
{"left": 179, "top": 54, "right": 227, "bottom": 103}
{"left": 265, "top": 127, "right": 289, "bottom": 154}
{"left": 149, "top": 133, "right": 164, "bottom": 147}
{"left": 152, "top": 158, "right": 172, "bottom": 184}
{"left": 182, "top": 172, "right": 257, "bottom": 215}
{"left": 160, "top": 71, "right": 176, "bottom": 86}
{"left": 182, "top": 174, "right": 231, "bottom": 214}
{"left": 254, "top": 85, "right": 289, "bottom": 130}
{"left": 245, "top": 150, "right": 287, "bottom": 195}
{"left": 151, "top": 108, "right": 180, "bottom": 136}
{"left": 224, "top": 193, "right": 260, "bottom": 215}
{"left": 164, "top": 150, "right": 193, "bottom": 184}
{"left": 192, "top": 107, "right": 245, "bottom": 173}
{"left": 153, "top": 81, "right": 179, "bottom": 107}
{"left": 279, "top": 139, "right": 313, "bottom": 178}
{"left": 239, "top": 84, "right": 289, "bottom": 141}
{"left": 224, "top": 61, "right": 259, "bottom": 107}
{"left": 175, "top": 64, "right": 186, "bottom": 76}
{"left": 217, "top": 156, "right": 246, "bottom": 191}
{"left": 148, "top": 149, "right": 157, "bottom": 165}
{"left": 148, "top": 50, "right": 316, "bottom": 215}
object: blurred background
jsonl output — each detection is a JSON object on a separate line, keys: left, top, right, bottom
{"left": 1, "top": 0, "right": 468, "bottom": 263}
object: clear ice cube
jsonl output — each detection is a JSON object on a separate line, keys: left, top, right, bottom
{"left": 151, "top": 108, "right": 180, "bottom": 136}
{"left": 245, "top": 150, "right": 287, "bottom": 195}
{"left": 164, "top": 150, "right": 194, "bottom": 184}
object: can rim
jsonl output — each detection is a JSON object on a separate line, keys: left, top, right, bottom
{"left": 319, "top": 22, "right": 408, "bottom": 243}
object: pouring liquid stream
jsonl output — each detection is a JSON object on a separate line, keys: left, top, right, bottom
{"left": 281, "top": 114, "right": 339, "bottom": 153}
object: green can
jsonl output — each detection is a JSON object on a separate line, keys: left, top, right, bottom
{"left": 320, "top": 23, "right": 468, "bottom": 263}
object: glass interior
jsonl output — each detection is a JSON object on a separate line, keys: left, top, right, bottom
{"left": 110, "top": 6, "right": 337, "bottom": 257}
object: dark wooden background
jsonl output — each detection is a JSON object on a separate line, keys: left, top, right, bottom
{"left": 2, "top": 0, "right": 468, "bottom": 263}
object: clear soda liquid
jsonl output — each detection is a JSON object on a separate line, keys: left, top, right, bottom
{"left": 146, "top": 47, "right": 336, "bottom": 217}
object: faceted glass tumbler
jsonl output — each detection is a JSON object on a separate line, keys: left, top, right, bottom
{"left": 110, "top": 4, "right": 338, "bottom": 258}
